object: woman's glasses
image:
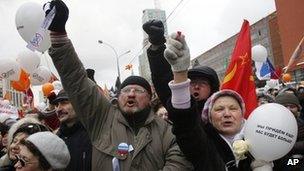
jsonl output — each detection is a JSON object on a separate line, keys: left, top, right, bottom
{"left": 15, "top": 155, "right": 39, "bottom": 167}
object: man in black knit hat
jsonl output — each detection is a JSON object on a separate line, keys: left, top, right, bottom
{"left": 44, "top": 1, "right": 192, "bottom": 170}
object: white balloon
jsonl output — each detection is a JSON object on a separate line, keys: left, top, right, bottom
{"left": 52, "top": 80, "right": 62, "bottom": 90}
{"left": 16, "top": 51, "right": 41, "bottom": 74}
{"left": 0, "top": 59, "right": 22, "bottom": 81}
{"left": 31, "top": 66, "right": 52, "bottom": 85}
{"left": 15, "top": 2, "right": 51, "bottom": 53}
{"left": 252, "top": 45, "right": 268, "bottom": 62}
{"left": 244, "top": 103, "right": 298, "bottom": 161}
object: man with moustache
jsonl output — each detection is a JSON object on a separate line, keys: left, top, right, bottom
{"left": 53, "top": 89, "right": 92, "bottom": 171}
{"left": 44, "top": 0, "right": 192, "bottom": 170}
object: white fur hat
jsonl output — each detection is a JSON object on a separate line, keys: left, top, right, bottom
{"left": 26, "top": 132, "right": 71, "bottom": 169}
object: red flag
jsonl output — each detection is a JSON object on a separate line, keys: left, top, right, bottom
{"left": 221, "top": 20, "right": 257, "bottom": 119}
{"left": 271, "top": 66, "right": 282, "bottom": 79}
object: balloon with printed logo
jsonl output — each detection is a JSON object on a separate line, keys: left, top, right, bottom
{"left": 11, "top": 69, "right": 30, "bottom": 92}
{"left": 15, "top": 2, "right": 51, "bottom": 53}
{"left": 252, "top": 45, "right": 267, "bottom": 62}
{"left": 30, "top": 66, "right": 52, "bottom": 85}
{"left": 16, "top": 51, "right": 41, "bottom": 74}
{"left": 282, "top": 73, "right": 292, "bottom": 83}
{"left": 244, "top": 103, "right": 297, "bottom": 162}
{"left": 42, "top": 83, "right": 54, "bottom": 97}
{"left": 0, "top": 59, "right": 22, "bottom": 81}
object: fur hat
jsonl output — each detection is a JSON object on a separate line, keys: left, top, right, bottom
{"left": 26, "top": 132, "right": 71, "bottom": 169}
{"left": 120, "top": 76, "right": 152, "bottom": 96}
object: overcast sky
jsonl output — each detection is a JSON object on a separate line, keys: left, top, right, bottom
{"left": 0, "top": 0, "right": 276, "bottom": 89}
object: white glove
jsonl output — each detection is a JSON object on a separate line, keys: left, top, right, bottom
{"left": 164, "top": 32, "right": 190, "bottom": 72}
{"left": 251, "top": 160, "right": 273, "bottom": 171}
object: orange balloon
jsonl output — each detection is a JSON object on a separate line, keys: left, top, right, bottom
{"left": 42, "top": 82, "right": 54, "bottom": 97}
{"left": 11, "top": 69, "right": 30, "bottom": 92}
{"left": 282, "top": 73, "right": 292, "bottom": 82}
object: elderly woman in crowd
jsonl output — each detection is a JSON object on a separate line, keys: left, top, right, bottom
{"left": 162, "top": 32, "right": 275, "bottom": 170}
{"left": 14, "top": 132, "right": 70, "bottom": 171}
{"left": 0, "top": 118, "right": 49, "bottom": 171}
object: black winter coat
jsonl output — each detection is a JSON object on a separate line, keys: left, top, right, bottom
{"left": 57, "top": 122, "right": 92, "bottom": 171}
{"left": 167, "top": 99, "right": 252, "bottom": 171}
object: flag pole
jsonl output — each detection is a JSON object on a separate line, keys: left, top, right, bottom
{"left": 284, "top": 35, "right": 304, "bottom": 73}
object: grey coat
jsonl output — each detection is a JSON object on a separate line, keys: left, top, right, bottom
{"left": 49, "top": 40, "right": 193, "bottom": 171}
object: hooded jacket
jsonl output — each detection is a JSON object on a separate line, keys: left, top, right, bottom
{"left": 48, "top": 40, "right": 193, "bottom": 171}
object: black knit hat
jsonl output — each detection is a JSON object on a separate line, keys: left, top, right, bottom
{"left": 188, "top": 66, "right": 220, "bottom": 94}
{"left": 120, "top": 76, "right": 152, "bottom": 95}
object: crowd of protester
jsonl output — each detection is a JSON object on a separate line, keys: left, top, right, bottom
{"left": 0, "top": 0, "right": 303, "bottom": 170}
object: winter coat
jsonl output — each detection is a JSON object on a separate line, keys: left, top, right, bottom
{"left": 57, "top": 122, "right": 92, "bottom": 171}
{"left": 147, "top": 45, "right": 220, "bottom": 113}
{"left": 167, "top": 99, "right": 252, "bottom": 171}
{"left": 49, "top": 41, "right": 193, "bottom": 171}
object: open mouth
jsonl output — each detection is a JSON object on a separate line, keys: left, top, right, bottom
{"left": 11, "top": 149, "right": 18, "bottom": 156}
{"left": 193, "top": 92, "right": 199, "bottom": 98}
{"left": 126, "top": 100, "right": 136, "bottom": 107}
{"left": 222, "top": 121, "right": 233, "bottom": 126}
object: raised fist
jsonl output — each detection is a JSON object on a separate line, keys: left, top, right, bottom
{"left": 44, "top": 0, "right": 69, "bottom": 33}
{"left": 164, "top": 32, "right": 190, "bottom": 72}
{"left": 142, "top": 19, "right": 166, "bottom": 45}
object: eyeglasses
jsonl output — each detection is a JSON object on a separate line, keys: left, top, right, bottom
{"left": 120, "top": 87, "right": 147, "bottom": 94}
{"left": 15, "top": 155, "right": 39, "bottom": 167}
{"left": 190, "top": 79, "right": 209, "bottom": 87}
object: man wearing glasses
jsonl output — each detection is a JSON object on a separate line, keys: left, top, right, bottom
{"left": 44, "top": 1, "right": 192, "bottom": 170}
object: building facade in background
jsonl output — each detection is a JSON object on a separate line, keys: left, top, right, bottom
{"left": 1, "top": 78, "right": 24, "bottom": 108}
{"left": 192, "top": 0, "right": 304, "bottom": 85}
{"left": 275, "top": 0, "right": 304, "bottom": 81}
{"left": 192, "top": 13, "right": 278, "bottom": 84}
{"left": 139, "top": 9, "right": 167, "bottom": 83}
